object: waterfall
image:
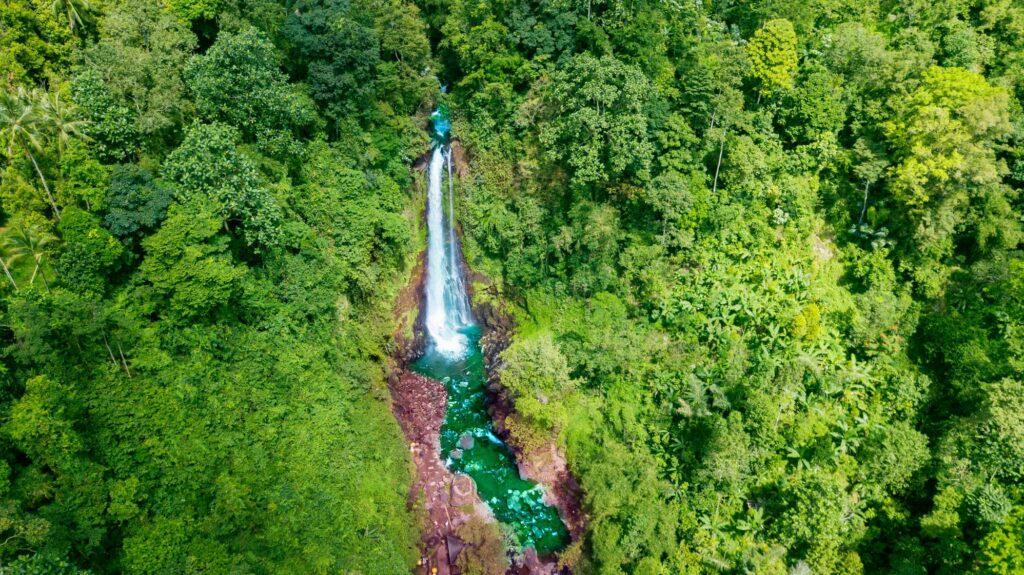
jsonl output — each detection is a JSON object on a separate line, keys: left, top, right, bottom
{"left": 424, "top": 144, "right": 473, "bottom": 357}
{"left": 414, "top": 107, "right": 570, "bottom": 554}
{"left": 447, "top": 151, "right": 472, "bottom": 326}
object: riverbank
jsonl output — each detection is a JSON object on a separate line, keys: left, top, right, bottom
{"left": 389, "top": 247, "right": 498, "bottom": 575}
{"left": 470, "top": 285, "right": 586, "bottom": 544}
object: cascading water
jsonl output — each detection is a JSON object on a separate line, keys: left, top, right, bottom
{"left": 424, "top": 144, "right": 471, "bottom": 357}
{"left": 414, "top": 106, "right": 569, "bottom": 554}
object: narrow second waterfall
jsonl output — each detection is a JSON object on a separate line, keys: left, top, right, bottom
{"left": 413, "top": 107, "right": 569, "bottom": 554}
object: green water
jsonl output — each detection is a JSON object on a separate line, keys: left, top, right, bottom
{"left": 412, "top": 325, "right": 570, "bottom": 555}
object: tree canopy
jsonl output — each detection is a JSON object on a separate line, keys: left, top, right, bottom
{"left": 1, "top": 0, "right": 1024, "bottom": 572}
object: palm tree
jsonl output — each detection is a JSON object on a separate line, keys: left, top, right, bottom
{"left": 40, "top": 87, "right": 91, "bottom": 208}
{"left": 40, "top": 87, "right": 90, "bottom": 158}
{"left": 0, "top": 88, "right": 62, "bottom": 220}
{"left": 1, "top": 223, "right": 56, "bottom": 289}
{"left": 50, "top": 0, "right": 91, "bottom": 32}
{"left": 0, "top": 254, "right": 18, "bottom": 291}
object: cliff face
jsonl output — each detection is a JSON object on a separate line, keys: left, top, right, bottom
{"left": 392, "top": 250, "right": 427, "bottom": 369}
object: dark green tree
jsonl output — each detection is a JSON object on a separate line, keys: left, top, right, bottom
{"left": 539, "top": 53, "right": 655, "bottom": 190}
{"left": 162, "top": 123, "right": 281, "bottom": 249}
{"left": 184, "top": 28, "right": 319, "bottom": 156}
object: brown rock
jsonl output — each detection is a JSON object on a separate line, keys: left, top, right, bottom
{"left": 450, "top": 474, "right": 477, "bottom": 507}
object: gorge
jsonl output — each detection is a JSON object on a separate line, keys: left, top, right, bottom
{"left": 411, "top": 107, "right": 570, "bottom": 558}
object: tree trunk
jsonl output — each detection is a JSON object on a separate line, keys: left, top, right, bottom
{"left": 116, "top": 341, "right": 132, "bottom": 378}
{"left": 0, "top": 257, "right": 17, "bottom": 291}
{"left": 25, "top": 148, "right": 61, "bottom": 221}
{"left": 712, "top": 132, "right": 726, "bottom": 195}
{"left": 102, "top": 332, "right": 117, "bottom": 366}
{"left": 858, "top": 180, "right": 870, "bottom": 225}
{"left": 38, "top": 261, "right": 50, "bottom": 292}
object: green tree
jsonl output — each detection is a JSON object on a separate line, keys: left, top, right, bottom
{"left": 49, "top": 0, "right": 91, "bottom": 32}
{"left": 103, "top": 165, "right": 171, "bottom": 244}
{"left": 884, "top": 66, "right": 1019, "bottom": 295}
{"left": 0, "top": 0, "right": 76, "bottom": 84}
{"left": 455, "top": 516, "right": 508, "bottom": 575}
{"left": 777, "top": 66, "right": 846, "bottom": 145}
{"left": 539, "top": 53, "right": 655, "bottom": 190}
{"left": 978, "top": 506, "right": 1024, "bottom": 574}
{"left": 56, "top": 140, "right": 107, "bottom": 210}
{"left": 38, "top": 87, "right": 89, "bottom": 159}
{"left": 1, "top": 221, "right": 57, "bottom": 288}
{"left": 70, "top": 70, "right": 139, "bottom": 162}
{"left": 291, "top": 142, "right": 409, "bottom": 298}
{"left": 0, "top": 88, "right": 62, "bottom": 219}
{"left": 282, "top": 0, "right": 381, "bottom": 123}
{"left": 55, "top": 207, "right": 124, "bottom": 295}
{"left": 139, "top": 202, "right": 246, "bottom": 319}
{"left": 3, "top": 553, "right": 92, "bottom": 574}
{"left": 0, "top": 252, "right": 18, "bottom": 290}
{"left": 4, "top": 373, "right": 109, "bottom": 559}
{"left": 165, "top": 0, "right": 222, "bottom": 22}
{"left": 500, "top": 334, "right": 576, "bottom": 431}
{"left": 184, "top": 28, "right": 318, "bottom": 156}
{"left": 747, "top": 19, "right": 798, "bottom": 97}
{"left": 162, "top": 123, "right": 281, "bottom": 249}
{"left": 81, "top": 0, "right": 196, "bottom": 148}
{"left": 6, "top": 375, "right": 84, "bottom": 479}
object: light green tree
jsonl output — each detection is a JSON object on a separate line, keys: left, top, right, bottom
{"left": 501, "top": 334, "right": 576, "bottom": 432}
{"left": 166, "top": 0, "right": 222, "bottom": 22}
{"left": 139, "top": 201, "right": 246, "bottom": 319}
{"left": 747, "top": 19, "right": 798, "bottom": 97}
{"left": 884, "top": 66, "right": 1018, "bottom": 295}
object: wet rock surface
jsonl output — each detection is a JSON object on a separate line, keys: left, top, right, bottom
{"left": 390, "top": 367, "right": 504, "bottom": 575}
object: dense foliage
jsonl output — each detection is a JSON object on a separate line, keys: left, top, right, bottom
{"left": 436, "top": 0, "right": 1024, "bottom": 573}
{"left": 3, "top": 0, "right": 1024, "bottom": 573}
{"left": 0, "top": 0, "right": 434, "bottom": 571}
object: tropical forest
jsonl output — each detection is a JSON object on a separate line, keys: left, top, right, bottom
{"left": 1, "top": 0, "right": 1024, "bottom": 573}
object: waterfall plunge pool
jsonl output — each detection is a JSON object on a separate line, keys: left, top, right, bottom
{"left": 413, "top": 328, "right": 569, "bottom": 555}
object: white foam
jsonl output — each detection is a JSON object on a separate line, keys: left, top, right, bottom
{"left": 424, "top": 146, "right": 474, "bottom": 357}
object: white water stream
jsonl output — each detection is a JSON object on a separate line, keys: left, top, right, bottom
{"left": 424, "top": 146, "right": 473, "bottom": 357}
